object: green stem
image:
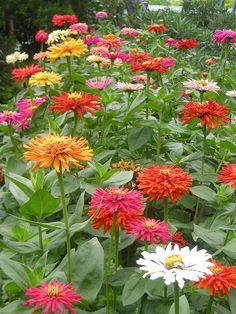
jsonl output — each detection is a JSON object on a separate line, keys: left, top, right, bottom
{"left": 174, "top": 282, "right": 180, "bottom": 314}
{"left": 66, "top": 56, "right": 73, "bottom": 86}
{"left": 200, "top": 91, "right": 204, "bottom": 102}
{"left": 164, "top": 286, "right": 167, "bottom": 303}
{"left": 145, "top": 72, "right": 151, "bottom": 120}
{"left": 57, "top": 167, "right": 72, "bottom": 282}
{"left": 127, "top": 92, "right": 131, "bottom": 109}
{"left": 144, "top": 240, "right": 148, "bottom": 251}
{"left": 38, "top": 226, "right": 44, "bottom": 252}
{"left": 216, "top": 150, "right": 228, "bottom": 173}
{"left": 224, "top": 210, "right": 236, "bottom": 245}
{"left": 194, "top": 198, "right": 200, "bottom": 225}
{"left": 8, "top": 125, "right": 18, "bottom": 156}
{"left": 164, "top": 198, "right": 169, "bottom": 223}
{"left": 72, "top": 112, "right": 78, "bottom": 136}
{"left": 206, "top": 295, "right": 214, "bottom": 314}
{"left": 157, "top": 112, "right": 162, "bottom": 165}
{"left": 115, "top": 228, "right": 119, "bottom": 271}
{"left": 137, "top": 299, "right": 142, "bottom": 314}
{"left": 201, "top": 125, "right": 207, "bottom": 180}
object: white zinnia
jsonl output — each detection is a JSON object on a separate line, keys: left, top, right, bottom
{"left": 116, "top": 82, "right": 144, "bottom": 91}
{"left": 226, "top": 90, "right": 236, "bottom": 98}
{"left": 47, "top": 30, "right": 71, "bottom": 45}
{"left": 137, "top": 244, "right": 213, "bottom": 289}
{"left": 18, "top": 52, "right": 29, "bottom": 61}
{"left": 6, "top": 52, "right": 20, "bottom": 64}
{"left": 182, "top": 79, "right": 220, "bottom": 93}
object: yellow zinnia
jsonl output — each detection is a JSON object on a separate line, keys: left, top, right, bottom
{"left": 47, "top": 38, "right": 88, "bottom": 63}
{"left": 24, "top": 134, "right": 93, "bottom": 173}
{"left": 29, "top": 71, "right": 62, "bottom": 86}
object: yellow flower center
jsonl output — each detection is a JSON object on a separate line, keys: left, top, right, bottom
{"left": 3, "top": 111, "right": 13, "bottom": 116}
{"left": 211, "top": 266, "right": 223, "bottom": 274}
{"left": 165, "top": 253, "right": 184, "bottom": 270}
{"left": 68, "top": 92, "right": 82, "bottom": 100}
{"left": 104, "top": 34, "right": 116, "bottom": 40}
{"left": 29, "top": 105, "right": 37, "bottom": 111}
{"left": 46, "top": 284, "right": 60, "bottom": 297}
{"left": 144, "top": 220, "right": 156, "bottom": 229}
{"left": 160, "top": 168, "right": 171, "bottom": 174}
{"left": 154, "top": 57, "right": 163, "bottom": 61}
{"left": 197, "top": 80, "right": 208, "bottom": 86}
{"left": 110, "top": 188, "right": 126, "bottom": 196}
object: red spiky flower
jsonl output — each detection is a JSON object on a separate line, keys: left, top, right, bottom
{"left": 12, "top": 65, "right": 43, "bottom": 83}
{"left": 131, "top": 57, "right": 175, "bottom": 73}
{"left": 218, "top": 164, "right": 236, "bottom": 188}
{"left": 177, "top": 39, "right": 198, "bottom": 49}
{"left": 147, "top": 24, "right": 167, "bottom": 33}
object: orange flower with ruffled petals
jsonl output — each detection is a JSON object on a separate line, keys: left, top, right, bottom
{"left": 24, "top": 134, "right": 93, "bottom": 172}
{"left": 147, "top": 24, "right": 167, "bottom": 33}
{"left": 12, "top": 65, "right": 43, "bottom": 83}
{"left": 137, "top": 165, "right": 192, "bottom": 203}
{"left": 218, "top": 164, "right": 236, "bottom": 188}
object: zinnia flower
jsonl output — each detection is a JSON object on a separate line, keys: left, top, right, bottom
{"left": 147, "top": 24, "right": 167, "bottom": 33}
{"left": 98, "top": 34, "right": 123, "bottom": 51}
{"left": 35, "top": 30, "right": 49, "bottom": 42}
{"left": 87, "top": 187, "right": 144, "bottom": 233}
{"left": 100, "top": 51, "right": 127, "bottom": 61}
{"left": 52, "top": 14, "right": 78, "bottom": 26}
{"left": 137, "top": 243, "right": 213, "bottom": 288}
{"left": 171, "top": 232, "right": 189, "bottom": 248}
{"left": 182, "top": 79, "right": 220, "bottom": 93}
{"left": 116, "top": 82, "right": 144, "bottom": 91}
{"left": 49, "top": 91, "right": 102, "bottom": 119}
{"left": 12, "top": 64, "right": 43, "bottom": 83}
{"left": 218, "top": 164, "right": 236, "bottom": 188}
{"left": 24, "top": 134, "right": 93, "bottom": 172}
{"left": 124, "top": 217, "right": 171, "bottom": 245}
{"left": 132, "top": 75, "right": 147, "bottom": 82}
{"left": 127, "top": 53, "right": 150, "bottom": 64}
{"left": 48, "top": 38, "right": 87, "bottom": 63}
{"left": 131, "top": 57, "right": 175, "bottom": 73}
{"left": 206, "top": 58, "right": 217, "bottom": 65}
{"left": 120, "top": 27, "right": 139, "bottom": 37}
{"left": 47, "top": 30, "right": 71, "bottom": 45}
{"left": 70, "top": 23, "right": 88, "bottom": 34}
{"left": 180, "top": 100, "right": 229, "bottom": 130}
{"left": 0, "top": 111, "right": 22, "bottom": 126}
{"left": 196, "top": 259, "right": 236, "bottom": 297}
{"left": 24, "top": 281, "right": 82, "bottom": 314}
{"left": 213, "top": 29, "right": 236, "bottom": 43}
{"left": 29, "top": 71, "right": 62, "bottom": 86}
{"left": 226, "top": 90, "right": 236, "bottom": 98}
{"left": 164, "top": 38, "right": 178, "bottom": 47}
{"left": 82, "top": 35, "right": 100, "bottom": 45}
{"left": 33, "top": 51, "right": 48, "bottom": 60}
{"left": 176, "top": 39, "right": 198, "bottom": 49}
{"left": 96, "top": 11, "right": 108, "bottom": 19}
{"left": 86, "top": 78, "right": 112, "bottom": 90}
{"left": 137, "top": 165, "right": 192, "bottom": 203}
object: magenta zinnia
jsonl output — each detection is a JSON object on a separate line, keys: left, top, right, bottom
{"left": 124, "top": 217, "right": 171, "bottom": 245}
{"left": 24, "top": 281, "right": 82, "bottom": 314}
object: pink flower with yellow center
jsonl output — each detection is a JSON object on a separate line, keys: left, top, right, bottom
{"left": 124, "top": 217, "right": 171, "bottom": 245}
{"left": 70, "top": 23, "right": 88, "bottom": 34}
{"left": 120, "top": 27, "right": 139, "bottom": 37}
{"left": 182, "top": 79, "right": 220, "bottom": 93}
{"left": 24, "top": 281, "right": 82, "bottom": 314}
{"left": 116, "top": 82, "right": 144, "bottom": 91}
{"left": 86, "top": 78, "right": 112, "bottom": 90}
{"left": 213, "top": 29, "right": 236, "bottom": 43}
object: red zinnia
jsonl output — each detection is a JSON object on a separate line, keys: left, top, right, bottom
{"left": 131, "top": 57, "right": 175, "bottom": 73}
{"left": 180, "top": 100, "right": 229, "bottom": 130}
{"left": 196, "top": 259, "right": 236, "bottom": 297}
{"left": 35, "top": 30, "right": 49, "bottom": 43}
{"left": 176, "top": 39, "right": 198, "bottom": 49}
{"left": 137, "top": 165, "right": 192, "bottom": 203}
{"left": 124, "top": 217, "right": 171, "bottom": 245}
{"left": 12, "top": 64, "right": 43, "bottom": 83}
{"left": 147, "top": 24, "right": 167, "bottom": 33}
{"left": 24, "top": 281, "right": 82, "bottom": 314}
{"left": 87, "top": 187, "right": 144, "bottom": 233}
{"left": 52, "top": 14, "right": 78, "bottom": 26}
{"left": 49, "top": 91, "right": 103, "bottom": 119}
{"left": 127, "top": 53, "right": 150, "bottom": 64}
{"left": 218, "top": 164, "right": 236, "bottom": 188}
{"left": 171, "top": 231, "right": 189, "bottom": 248}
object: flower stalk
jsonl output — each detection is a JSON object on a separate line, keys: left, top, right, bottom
{"left": 206, "top": 295, "right": 214, "bottom": 314}
{"left": 174, "top": 282, "right": 180, "bottom": 314}
{"left": 164, "top": 198, "right": 169, "bottom": 223}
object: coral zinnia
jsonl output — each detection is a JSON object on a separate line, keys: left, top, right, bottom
{"left": 86, "top": 78, "right": 112, "bottom": 90}
{"left": 131, "top": 57, "right": 175, "bottom": 73}
{"left": 24, "top": 134, "right": 93, "bottom": 172}
{"left": 137, "top": 165, "right": 192, "bottom": 203}
{"left": 87, "top": 187, "right": 144, "bottom": 233}
{"left": 35, "top": 30, "right": 49, "bottom": 43}
{"left": 52, "top": 14, "right": 78, "bottom": 26}
{"left": 24, "top": 281, "right": 82, "bottom": 314}
{"left": 12, "top": 65, "right": 42, "bottom": 83}
{"left": 29, "top": 71, "right": 62, "bottom": 86}
{"left": 180, "top": 100, "right": 229, "bottom": 130}
{"left": 147, "top": 24, "right": 167, "bottom": 33}
{"left": 48, "top": 38, "right": 87, "bottom": 63}
{"left": 120, "top": 27, "right": 139, "bottom": 37}
{"left": 171, "top": 232, "right": 189, "bottom": 248}
{"left": 124, "top": 217, "right": 171, "bottom": 245}
{"left": 49, "top": 91, "right": 102, "bottom": 119}
{"left": 176, "top": 39, "right": 198, "bottom": 49}
{"left": 218, "top": 164, "right": 236, "bottom": 188}
{"left": 196, "top": 259, "right": 236, "bottom": 297}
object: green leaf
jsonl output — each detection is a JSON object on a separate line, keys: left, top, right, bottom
{"left": 222, "top": 238, "right": 236, "bottom": 259}
{"left": 0, "top": 301, "right": 32, "bottom": 314}
{"left": 6, "top": 173, "right": 34, "bottom": 198}
{"left": 169, "top": 295, "right": 190, "bottom": 314}
{"left": 128, "top": 126, "right": 152, "bottom": 151}
{"left": 52, "top": 173, "right": 80, "bottom": 196}
{"left": 122, "top": 272, "right": 146, "bottom": 306}
{"left": 190, "top": 186, "right": 216, "bottom": 202}
{"left": 165, "top": 142, "right": 183, "bottom": 156}
{"left": 70, "top": 191, "right": 85, "bottom": 223}
{"left": 110, "top": 267, "right": 137, "bottom": 287}
{"left": 5, "top": 157, "right": 27, "bottom": 176}
{"left": 20, "top": 189, "right": 60, "bottom": 220}
{"left": 193, "top": 224, "right": 225, "bottom": 249}
{"left": 229, "top": 290, "right": 236, "bottom": 314}
{"left": 103, "top": 171, "right": 133, "bottom": 187}
{"left": 0, "top": 239, "right": 40, "bottom": 254}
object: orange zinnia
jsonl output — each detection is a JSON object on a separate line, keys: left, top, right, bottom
{"left": 24, "top": 134, "right": 93, "bottom": 172}
{"left": 196, "top": 259, "right": 236, "bottom": 297}
{"left": 147, "top": 24, "right": 167, "bottom": 33}
{"left": 12, "top": 65, "right": 43, "bottom": 83}
{"left": 218, "top": 164, "right": 236, "bottom": 188}
{"left": 137, "top": 165, "right": 192, "bottom": 203}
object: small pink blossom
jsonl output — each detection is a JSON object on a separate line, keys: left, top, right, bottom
{"left": 182, "top": 79, "right": 220, "bottom": 93}
{"left": 120, "top": 27, "right": 139, "bottom": 37}
{"left": 69, "top": 23, "right": 88, "bottom": 34}
{"left": 213, "top": 29, "right": 236, "bottom": 43}
{"left": 82, "top": 35, "right": 100, "bottom": 45}
{"left": 35, "top": 30, "right": 49, "bottom": 43}
{"left": 86, "top": 78, "right": 112, "bottom": 90}
{"left": 96, "top": 11, "right": 108, "bottom": 19}
{"left": 100, "top": 51, "right": 128, "bottom": 61}
{"left": 132, "top": 75, "right": 147, "bottom": 82}
{"left": 116, "top": 82, "right": 144, "bottom": 91}
{"left": 164, "top": 38, "right": 178, "bottom": 46}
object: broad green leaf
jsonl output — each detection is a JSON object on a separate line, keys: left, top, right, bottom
{"left": 70, "top": 191, "right": 85, "bottom": 223}
{"left": 222, "top": 238, "right": 236, "bottom": 259}
{"left": 52, "top": 173, "right": 80, "bottom": 196}
{"left": 122, "top": 272, "right": 146, "bottom": 306}
{"left": 103, "top": 171, "right": 133, "bottom": 187}
{"left": 19, "top": 189, "right": 60, "bottom": 220}
{"left": 6, "top": 173, "right": 34, "bottom": 198}
{"left": 193, "top": 224, "right": 225, "bottom": 249}
{"left": 0, "top": 301, "right": 32, "bottom": 314}
{"left": 169, "top": 295, "right": 190, "bottom": 314}
{"left": 110, "top": 267, "right": 137, "bottom": 287}
{"left": 0, "top": 239, "right": 40, "bottom": 254}
{"left": 165, "top": 142, "right": 183, "bottom": 156}
{"left": 5, "top": 157, "right": 27, "bottom": 176}
{"left": 128, "top": 126, "right": 152, "bottom": 151}
{"left": 190, "top": 186, "right": 216, "bottom": 202}
{"left": 229, "top": 289, "right": 236, "bottom": 314}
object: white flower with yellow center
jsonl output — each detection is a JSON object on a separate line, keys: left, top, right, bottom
{"left": 18, "top": 52, "right": 29, "bottom": 61}
{"left": 226, "top": 90, "right": 236, "bottom": 98}
{"left": 137, "top": 243, "right": 213, "bottom": 288}
{"left": 182, "top": 79, "right": 220, "bottom": 93}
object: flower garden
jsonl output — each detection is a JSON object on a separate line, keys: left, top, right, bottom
{"left": 1, "top": 4, "right": 236, "bottom": 314}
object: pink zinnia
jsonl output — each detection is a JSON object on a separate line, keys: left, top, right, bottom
{"left": 132, "top": 75, "right": 147, "bottom": 82}
{"left": 213, "top": 29, "right": 236, "bottom": 43}
{"left": 52, "top": 14, "right": 78, "bottom": 26}
{"left": 35, "top": 30, "right": 49, "bottom": 43}
{"left": 0, "top": 111, "right": 22, "bottom": 126}
{"left": 70, "top": 23, "right": 88, "bottom": 34}
{"left": 120, "top": 27, "right": 139, "bottom": 37}
{"left": 100, "top": 51, "right": 128, "bottom": 61}
{"left": 86, "top": 78, "right": 112, "bottom": 90}
{"left": 87, "top": 187, "right": 144, "bottom": 233}
{"left": 124, "top": 217, "right": 171, "bottom": 245}
{"left": 164, "top": 38, "right": 178, "bottom": 46}
{"left": 96, "top": 11, "right": 108, "bottom": 19}
{"left": 24, "top": 281, "right": 82, "bottom": 314}
{"left": 82, "top": 35, "right": 100, "bottom": 45}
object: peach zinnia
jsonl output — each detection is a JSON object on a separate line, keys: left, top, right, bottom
{"left": 137, "top": 165, "right": 192, "bottom": 203}
{"left": 24, "top": 134, "right": 93, "bottom": 172}
{"left": 24, "top": 281, "right": 82, "bottom": 314}
{"left": 196, "top": 259, "right": 236, "bottom": 297}
{"left": 180, "top": 100, "right": 229, "bottom": 130}
{"left": 218, "top": 164, "right": 236, "bottom": 188}
{"left": 88, "top": 187, "right": 144, "bottom": 233}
